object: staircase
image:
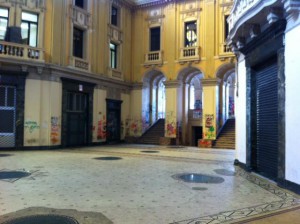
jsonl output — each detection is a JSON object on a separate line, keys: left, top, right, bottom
{"left": 138, "top": 119, "right": 165, "bottom": 145}
{"left": 213, "top": 118, "right": 235, "bottom": 149}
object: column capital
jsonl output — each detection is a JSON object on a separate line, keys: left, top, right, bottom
{"left": 202, "top": 78, "right": 221, "bottom": 87}
{"left": 132, "top": 82, "right": 143, "bottom": 90}
{"left": 164, "top": 80, "right": 180, "bottom": 88}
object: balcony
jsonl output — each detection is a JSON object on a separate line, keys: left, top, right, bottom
{"left": 0, "top": 41, "right": 44, "bottom": 62}
{"left": 219, "top": 43, "right": 234, "bottom": 60}
{"left": 70, "top": 57, "right": 90, "bottom": 71}
{"left": 179, "top": 46, "right": 200, "bottom": 62}
{"left": 107, "top": 68, "right": 122, "bottom": 79}
{"left": 223, "top": 43, "right": 232, "bottom": 53}
{"left": 144, "top": 51, "right": 163, "bottom": 65}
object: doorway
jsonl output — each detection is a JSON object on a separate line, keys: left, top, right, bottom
{"left": 106, "top": 99, "right": 122, "bottom": 143}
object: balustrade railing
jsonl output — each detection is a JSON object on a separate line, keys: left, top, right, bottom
{"left": 144, "top": 51, "right": 163, "bottom": 64}
{"left": 179, "top": 46, "right": 200, "bottom": 61}
{"left": 0, "top": 41, "right": 44, "bottom": 61}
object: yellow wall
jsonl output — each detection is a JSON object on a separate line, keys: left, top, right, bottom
{"left": 24, "top": 79, "right": 62, "bottom": 146}
{"left": 93, "top": 88, "right": 107, "bottom": 143}
{"left": 131, "top": 0, "right": 234, "bottom": 81}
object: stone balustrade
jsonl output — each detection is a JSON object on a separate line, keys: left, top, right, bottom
{"left": 0, "top": 41, "right": 44, "bottom": 61}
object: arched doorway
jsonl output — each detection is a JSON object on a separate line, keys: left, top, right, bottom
{"left": 177, "top": 67, "right": 204, "bottom": 145}
{"left": 216, "top": 63, "right": 236, "bottom": 127}
{"left": 142, "top": 70, "right": 166, "bottom": 131}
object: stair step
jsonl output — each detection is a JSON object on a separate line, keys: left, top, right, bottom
{"left": 213, "top": 119, "right": 235, "bottom": 149}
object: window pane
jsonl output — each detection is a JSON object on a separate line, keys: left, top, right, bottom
{"left": 150, "top": 27, "right": 160, "bottom": 51}
{"left": 0, "top": 86, "right": 5, "bottom": 106}
{"left": 111, "top": 6, "right": 118, "bottom": 26}
{"left": 0, "top": 110, "right": 14, "bottom": 133}
{"left": 0, "top": 18, "right": 7, "bottom": 40}
{"left": 21, "top": 22, "right": 29, "bottom": 45}
{"left": 185, "top": 21, "right": 197, "bottom": 47}
{"left": 22, "top": 12, "right": 38, "bottom": 22}
{"left": 0, "top": 8, "right": 8, "bottom": 17}
{"left": 7, "top": 87, "right": 15, "bottom": 107}
{"left": 73, "top": 27, "right": 84, "bottom": 58}
{"left": 75, "top": 0, "right": 84, "bottom": 8}
{"left": 224, "top": 15, "right": 229, "bottom": 41}
{"left": 110, "top": 43, "right": 117, "bottom": 69}
{"left": 29, "top": 23, "right": 37, "bottom": 47}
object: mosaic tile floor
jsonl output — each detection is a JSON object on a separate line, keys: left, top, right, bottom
{"left": 0, "top": 145, "right": 299, "bottom": 224}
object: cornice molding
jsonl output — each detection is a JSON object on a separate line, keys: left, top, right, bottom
{"left": 202, "top": 78, "right": 221, "bottom": 86}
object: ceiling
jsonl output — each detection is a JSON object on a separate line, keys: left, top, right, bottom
{"left": 125, "top": 0, "right": 161, "bottom": 5}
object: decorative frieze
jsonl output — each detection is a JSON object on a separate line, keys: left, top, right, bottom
{"left": 146, "top": 8, "right": 164, "bottom": 26}
{"left": 70, "top": 5, "right": 92, "bottom": 29}
{"left": 282, "top": 0, "right": 300, "bottom": 17}
{"left": 107, "top": 68, "right": 123, "bottom": 80}
{"left": 180, "top": 1, "right": 201, "bottom": 20}
{"left": 108, "top": 24, "right": 123, "bottom": 43}
{"left": 70, "top": 57, "right": 90, "bottom": 71}
{"left": 0, "top": 0, "right": 45, "bottom": 11}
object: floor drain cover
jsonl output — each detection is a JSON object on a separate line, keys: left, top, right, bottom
{"left": 94, "top": 157, "right": 122, "bottom": 160}
{"left": 140, "top": 150, "right": 160, "bottom": 153}
{"left": 192, "top": 187, "right": 208, "bottom": 191}
{"left": 2, "top": 214, "right": 79, "bottom": 224}
{"left": 172, "top": 173, "right": 224, "bottom": 184}
{"left": 0, "top": 171, "right": 31, "bottom": 179}
{"left": 214, "top": 169, "right": 236, "bottom": 176}
{"left": 0, "top": 154, "right": 12, "bottom": 157}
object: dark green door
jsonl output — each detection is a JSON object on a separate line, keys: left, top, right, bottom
{"left": 66, "top": 92, "right": 88, "bottom": 146}
{"left": 106, "top": 99, "right": 122, "bottom": 143}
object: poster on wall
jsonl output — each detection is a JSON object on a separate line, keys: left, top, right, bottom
{"left": 204, "top": 114, "right": 216, "bottom": 140}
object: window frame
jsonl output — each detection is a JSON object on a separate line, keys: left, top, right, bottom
{"left": 21, "top": 11, "right": 39, "bottom": 47}
{"left": 224, "top": 15, "right": 229, "bottom": 42}
{"left": 184, "top": 20, "right": 197, "bottom": 47}
{"left": 0, "top": 7, "right": 9, "bottom": 41}
{"left": 111, "top": 5, "right": 119, "bottom": 27}
{"left": 110, "top": 42, "right": 118, "bottom": 69}
{"left": 149, "top": 26, "right": 161, "bottom": 52}
{"left": 73, "top": 26, "right": 84, "bottom": 58}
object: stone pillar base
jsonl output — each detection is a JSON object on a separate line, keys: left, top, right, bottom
{"left": 159, "top": 137, "right": 177, "bottom": 145}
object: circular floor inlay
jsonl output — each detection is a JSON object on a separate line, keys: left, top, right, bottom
{"left": 0, "top": 154, "right": 12, "bottom": 157}
{"left": 214, "top": 169, "right": 236, "bottom": 176}
{"left": 2, "top": 214, "right": 79, "bottom": 224}
{"left": 140, "top": 150, "right": 160, "bottom": 153}
{"left": 172, "top": 173, "right": 224, "bottom": 184}
{"left": 94, "top": 157, "right": 122, "bottom": 160}
{"left": 0, "top": 171, "right": 31, "bottom": 179}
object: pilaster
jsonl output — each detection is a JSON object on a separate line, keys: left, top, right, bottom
{"left": 202, "top": 78, "right": 220, "bottom": 140}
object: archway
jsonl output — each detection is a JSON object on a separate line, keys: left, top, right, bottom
{"left": 142, "top": 69, "right": 166, "bottom": 130}
{"left": 177, "top": 67, "right": 204, "bottom": 145}
{"left": 216, "top": 63, "right": 236, "bottom": 127}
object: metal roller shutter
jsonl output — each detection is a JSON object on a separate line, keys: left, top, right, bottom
{"left": 255, "top": 62, "right": 278, "bottom": 180}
